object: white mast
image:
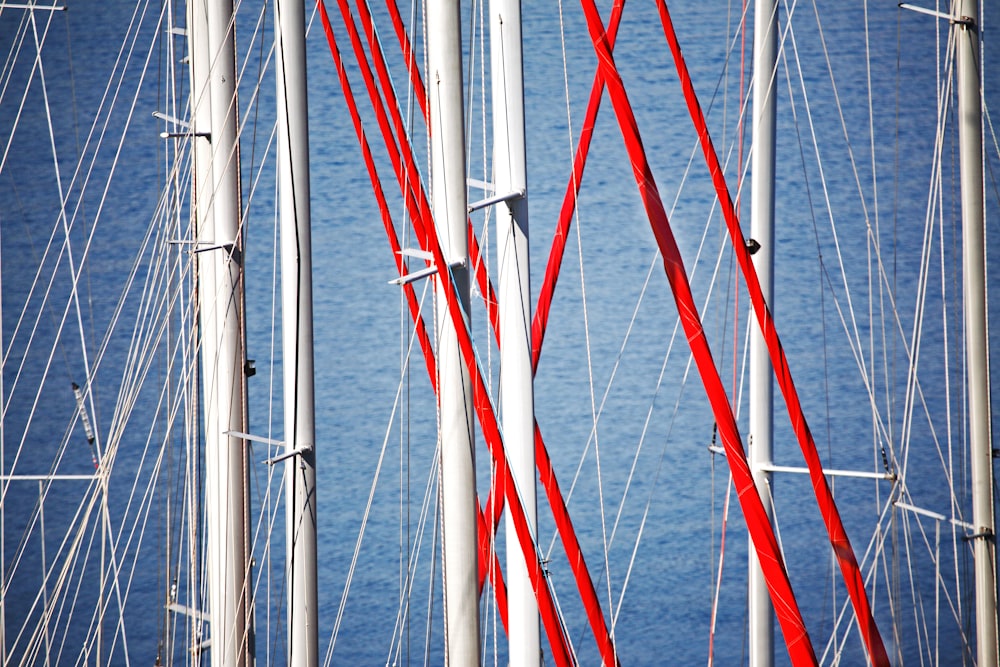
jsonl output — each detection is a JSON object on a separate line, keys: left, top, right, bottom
{"left": 185, "top": 3, "right": 213, "bottom": 656}
{"left": 748, "top": 0, "right": 777, "bottom": 665}
{"left": 191, "top": 0, "right": 254, "bottom": 665}
{"left": 427, "top": 1, "right": 480, "bottom": 663}
{"left": 956, "top": 2, "right": 998, "bottom": 665}
{"left": 489, "top": 1, "right": 538, "bottom": 665}
{"left": 274, "top": 0, "right": 317, "bottom": 665}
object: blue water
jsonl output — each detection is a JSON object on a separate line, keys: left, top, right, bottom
{"left": 2, "top": 0, "right": 1000, "bottom": 665}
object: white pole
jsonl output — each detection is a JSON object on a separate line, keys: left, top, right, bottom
{"left": 489, "top": 2, "right": 538, "bottom": 665}
{"left": 186, "top": 0, "right": 215, "bottom": 661}
{"left": 427, "top": 1, "right": 480, "bottom": 663}
{"left": 183, "top": 6, "right": 211, "bottom": 640}
{"left": 274, "top": 0, "right": 317, "bottom": 665}
{"left": 183, "top": 7, "right": 211, "bottom": 648}
{"left": 193, "top": 0, "right": 254, "bottom": 664}
{"left": 956, "top": 3, "right": 998, "bottom": 665}
{"left": 748, "top": 1, "right": 777, "bottom": 665}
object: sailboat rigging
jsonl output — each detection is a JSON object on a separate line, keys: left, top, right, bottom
{"left": 0, "top": 0, "right": 997, "bottom": 664}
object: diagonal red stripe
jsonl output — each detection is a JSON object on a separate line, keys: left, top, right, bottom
{"left": 532, "top": 0, "right": 627, "bottom": 374}
{"left": 576, "top": 1, "right": 818, "bottom": 664}
{"left": 325, "top": 2, "right": 628, "bottom": 662}
{"left": 654, "top": 3, "right": 889, "bottom": 664}
{"left": 316, "top": 0, "right": 435, "bottom": 385}
{"left": 318, "top": 3, "right": 572, "bottom": 662}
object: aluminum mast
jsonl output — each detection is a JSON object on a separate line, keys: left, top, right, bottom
{"left": 274, "top": 0, "right": 317, "bottom": 664}
{"left": 185, "top": 3, "right": 213, "bottom": 656}
{"left": 748, "top": 0, "right": 778, "bottom": 665}
{"left": 191, "top": 0, "right": 254, "bottom": 665}
{"left": 427, "top": 1, "right": 480, "bottom": 662}
{"left": 490, "top": 1, "right": 538, "bottom": 664}
{"left": 956, "top": 2, "right": 998, "bottom": 664}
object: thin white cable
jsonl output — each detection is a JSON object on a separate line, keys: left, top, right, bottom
{"left": 0, "top": 12, "right": 32, "bottom": 103}
{"left": 2, "top": 0, "right": 151, "bottom": 402}
{"left": 6, "top": 62, "right": 195, "bottom": 667}
{"left": 386, "top": 425, "right": 440, "bottom": 667}
{"left": 327, "top": 281, "right": 433, "bottom": 656}
{"left": 0, "top": 4, "right": 59, "bottom": 176}
{"left": 29, "top": 6, "right": 96, "bottom": 447}
{"left": 2, "top": 0, "right": 167, "bottom": 513}
{"left": 780, "top": 11, "right": 898, "bottom": 464}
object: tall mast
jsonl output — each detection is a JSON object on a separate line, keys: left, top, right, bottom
{"left": 274, "top": 0, "right": 317, "bottom": 665}
{"left": 748, "top": 0, "right": 777, "bottom": 665}
{"left": 427, "top": 1, "right": 480, "bottom": 663}
{"left": 956, "top": 2, "right": 998, "bottom": 665}
{"left": 190, "top": 0, "right": 254, "bottom": 665}
{"left": 185, "top": 2, "right": 213, "bottom": 657}
{"left": 489, "top": 0, "right": 538, "bottom": 664}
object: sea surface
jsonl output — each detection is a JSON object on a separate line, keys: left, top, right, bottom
{"left": 2, "top": 0, "right": 1000, "bottom": 665}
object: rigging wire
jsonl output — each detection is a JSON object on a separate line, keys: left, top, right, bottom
{"left": 0, "top": 0, "right": 160, "bottom": 523}
{"left": 326, "top": 280, "right": 435, "bottom": 657}
{"left": 776, "top": 0, "right": 980, "bottom": 660}
{"left": 1, "top": 0, "right": 980, "bottom": 662}
{"left": 0, "top": 2, "right": 250, "bottom": 663}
